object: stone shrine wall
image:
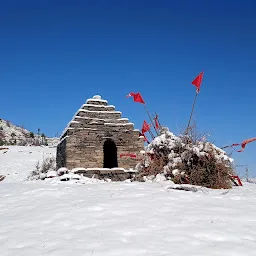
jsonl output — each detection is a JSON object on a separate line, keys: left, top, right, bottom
{"left": 57, "top": 95, "right": 144, "bottom": 170}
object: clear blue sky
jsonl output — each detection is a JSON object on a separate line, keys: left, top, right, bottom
{"left": 1, "top": 0, "right": 256, "bottom": 176}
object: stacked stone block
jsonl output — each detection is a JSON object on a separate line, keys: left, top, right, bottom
{"left": 57, "top": 95, "right": 144, "bottom": 171}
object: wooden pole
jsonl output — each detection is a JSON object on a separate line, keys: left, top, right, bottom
{"left": 220, "top": 145, "right": 230, "bottom": 149}
{"left": 154, "top": 112, "right": 162, "bottom": 130}
{"left": 185, "top": 91, "right": 198, "bottom": 135}
{"left": 246, "top": 167, "right": 249, "bottom": 182}
{"left": 144, "top": 105, "right": 159, "bottom": 136}
{"left": 148, "top": 129, "right": 155, "bottom": 140}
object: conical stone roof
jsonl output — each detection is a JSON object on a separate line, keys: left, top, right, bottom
{"left": 57, "top": 95, "right": 144, "bottom": 170}
{"left": 60, "top": 95, "right": 138, "bottom": 140}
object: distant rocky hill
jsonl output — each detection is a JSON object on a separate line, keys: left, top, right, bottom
{"left": 0, "top": 118, "right": 59, "bottom": 147}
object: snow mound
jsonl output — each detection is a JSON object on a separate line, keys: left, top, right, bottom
{"left": 46, "top": 170, "right": 57, "bottom": 178}
{"left": 57, "top": 167, "right": 69, "bottom": 176}
{"left": 93, "top": 95, "right": 102, "bottom": 99}
{"left": 138, "top": 127, "right": 234, "bottom": 188}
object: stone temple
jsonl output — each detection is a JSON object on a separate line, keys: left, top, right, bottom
{"left": 57, "top": 95, "right": 144, "bottom": 171}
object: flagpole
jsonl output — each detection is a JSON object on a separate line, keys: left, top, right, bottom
{"left": 148, "top": 129, "right": 155, "bottom": 140}
{"left": 144, "top": 105, "right": 159, "bottom": 136}
{"left": 126, "top": 92, "right": 159, "bottom": 136}
{"left": 155, "top": 112, "right": 162, "bottom": 130}
{"left": 185, "top": 91, "right": 198, "bottom": 135}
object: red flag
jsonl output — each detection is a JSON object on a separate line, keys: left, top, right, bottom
{"left": 221, "top": 143, "right": 240, "bottom": 149}
{"left": 141, "top": 120, "right": 150, "bottom": 134}
{"left": 230, "top": 175, "right": 243, "bottom": 186}
{"left": 154, "top": 114, "right": 160, "bottom": 130}
{"left": 225, "top": 138, "right": 256, "bottom": 152}
{"left": 126, "top": 92, "right": 145, "bottom": 104}
{"left": 192, "top": 72, "right": 204, "bottom": 92}
{"left": 237, "top": 137, "right": 256, "bottom": 152}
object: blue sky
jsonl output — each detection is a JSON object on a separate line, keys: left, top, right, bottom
{"left": 1, "top": 0, "right": 256, "bottom": 176}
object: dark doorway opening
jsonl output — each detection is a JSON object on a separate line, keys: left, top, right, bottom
{"left": 103, "top": 139, "right": 118, "bottom": 168}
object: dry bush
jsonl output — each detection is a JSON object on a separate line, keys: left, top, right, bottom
{"left": 137, "top": 125, "right": 234, "bottom": 189}
{"left": 41, "top": 157, "right": 55, "bottom": 173}
{"left": 17, "top": 140, "right": 27, "bottom": 146}
{"left": 182, "top": 121, "right": 210, "bottom": 144}
{"left": 28, "top": 157, "right": 56, "bottom": 180}
{"left": 134, "top": 154, "right": 168, "bottom": 181}
{"left": 184, "top": 153, "right": 232, "bottom": 189}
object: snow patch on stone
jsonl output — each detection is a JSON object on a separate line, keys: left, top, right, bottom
{"left": 46, "top": 171, "right": 57, "bottom": 178}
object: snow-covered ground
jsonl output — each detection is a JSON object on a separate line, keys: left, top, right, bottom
{"left": 0, "top": 146, "right": 56, "bottom": 182}
{"left": 1, "top": 146, "right": 256, "bottom": 256}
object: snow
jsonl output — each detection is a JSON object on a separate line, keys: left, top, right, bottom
{"left": 172, "top": 168, "right": 180, "bottom": 176}
{"left": 58, "top": 135, "right": 69, "bottom": 144}
{"left": 0, "top": 146, "right": 56, "bottom": 183}
{"left": 104, "top": 122, "right": 134, "bottom": 126}
{"left": 86, "top": 98, "right": 108, "bottom": 104}
{"left": 0, "top": 119, "right": 30, "bottom": 143}
{"left": 72, "top": 174, "right": 81, "bottom": 180}
{"left": 84, "top": 167, "right": 106, "bottom": 171}
{"left": 146, "top": 128, "right": 234, "bottom": 178}
{"left": 82, "top": 104, "right": 115, "bottom": 109}
{"left": 75, "top": 116, "right": 128, "bottom": 122}
{"left": 1, "top": 181, "right": 256, "bottom": 256}
{"left": 46, "top": 170, "right": 57, "bottom": 178}
{"left": 57, "top": 167, "right": 68, "bottom": 175}
{"left": 71, "top": 167, "right": 87, "bottom": 173}
{"left": 61, "top": 100, "right": 121, "bottom": 139}
{"left": 248, "top": 178, "right": 256, "bottom": 184}
{"left": 59, "top": 97, "right": 132, "bottom": 139}
{"left": 59, "top": 173, "right": 82, "bottom": 181}
{"left": 82, "top": 167, "right": 125, "bottom": 172}
{"left": 1, "top": 145, "right": 256, "bottom": 255}
{"left": 93, "top": 95, "right": 102, "bottom": 99}
{"left": 111, "top": 167, "right": 126, "bottom": 171}
{"left": 79, "top": 109, "right": 121, "bottom": 114}
{"left": 0, "top": 119, "right": 59, "bottom": 146}
{"left": 64, "top": 127, "right": 98, "bottom": 132}
{"left": 59, "top": 173, "right": 72, "bottom": 181}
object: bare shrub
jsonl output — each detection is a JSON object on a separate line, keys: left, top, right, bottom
{"left": 137, "top": 126, "right": 234, "bottom": 189}
{"left": 0, "top": 138, "right": 5, "bottom": 146}
{"left": 134, "top": 154, "right": 168, "bottom": 181}
{"left": 17, "top": 140, "right": 27, "bottom": 146}
{"left": 28, "top": 157, "right": 56, "bottom": 180}
{"left": 185, "top": 153, "right": 233, "bottom": 189}
{"left": 41, "top": 157, "right": 55, "bottom": 173}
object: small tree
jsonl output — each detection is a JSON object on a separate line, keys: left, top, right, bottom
{"left": 10, "top": 132, "right": 16, "bottom": 145}
{"left": 28, "top": 157, "right": 56, "bottom": 180}
{"left": 0, "top": 138, "right": 5, "bottom": 146}
{"left": 29, "top": 132, "right": 34, "bottom": 138}
{"left": 41, "top": 133, "right": 46, "bottom": 144}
